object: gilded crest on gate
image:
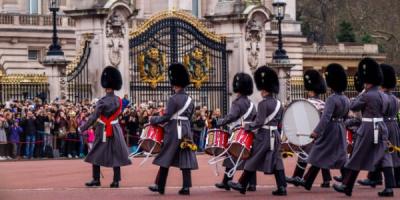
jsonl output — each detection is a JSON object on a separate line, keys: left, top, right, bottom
{"left": 184, "top": 46, "right": 211, "bottom": 89}
{"left": 138, "top": 45, "right": 166, "bottom": 88}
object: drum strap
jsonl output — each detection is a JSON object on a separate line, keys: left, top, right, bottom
{"left": 229, "top": 102, "right": 254, "bottom": 129}
{"left": 262, "top": 100, "right": 281, "bottom": 151}
{"left": 172, "top": 96, "right": 192, "bottom": 139}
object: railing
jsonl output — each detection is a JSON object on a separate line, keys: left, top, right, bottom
{"left": 0, "top": 14, "right": 14, "bottom": 24}
{"left": 0, "top": 74, "right": 50, "bottom": 104}
{"left": 289, "top": 76, "right": 400, "bottom": 102}
{"left": 19, "top": 15, "right": 40, "bottom": 25}
{"left": 0, "top": 13, "right": 75, "bottom": 27}
{"left": 43, "top": 15, "right": 62, "bottom": 26}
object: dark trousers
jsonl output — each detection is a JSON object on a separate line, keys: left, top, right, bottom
{"left": 240, "top": 169, "right": 286, "bottom": 188}
{"left": 293, "top": 161, "right": 332, "bottom": 182}
{"left": 367, "top": 168, "right": 383, "bottom": 182}
{"left": 155, "top": 167, "right": 192, "bottom": 189}
{"left": 343, "top": 167, "right": 394, "bottom": 191}
{"left": 92, "top": 165, "right": 121, "bottom": 182}
{"left": 395, "top": 167, "right": 400, "bottom": 186}
{"left": 303, "top": 166, "right": 332, "bottom": 189}
{"left": 222, "top": 168, "right": 257, "bottom": 186}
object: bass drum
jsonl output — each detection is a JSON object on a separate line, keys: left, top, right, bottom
{"left": 282, "top": 99, "right": 320, "bottom": 147}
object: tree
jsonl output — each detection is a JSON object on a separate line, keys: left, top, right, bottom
{"left": 336, "top": 21, "right": 356, "bottom": 42}
{"left": 361, "top": 34, "right": 373, "bottom": 44}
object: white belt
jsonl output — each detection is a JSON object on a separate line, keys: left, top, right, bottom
{"left": 262, "top": 125, "right": 278, "bottom": 130}
{"left": 171, "top": 116, "right": 189, "bottom": 121}
{"left": 361, "top": 117, "right": 383, "bottom": 144}
{"left": 97, "top": 119, "right": 119, "bottom": 142}
{"left": 361, "top": 118, "right": 383, "bottom": 122}
{"left": 171, "top": 116, "right": 189, "bottom": 139}
{"left": 262, "top": 125, "right": 278, "bottom": 151}
{"left": 97, "top": 119, "right": 119, "bottom": 125}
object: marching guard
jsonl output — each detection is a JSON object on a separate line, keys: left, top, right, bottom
{"left": 228, "top": 66, "right": 287, "bottom": 196}
{"left": 80, "top": 66, "right": 132, "bottom": 188}
{"left": 286, "top": 69, "right": 333, "bottom": 188}
{"left": 214, "top": 72, "right": 257, "bottom": 191}
{"left": 148, "top": 63, "right": 198, "bottom": 195}
{"left": 293, "top": 64, "right": 350, "bottom": 190}
{"left": 333, "top": 58, "right": 395, "bottom": 197}
{"left": 357, "top": 63, "right": 400, "bottom": 188}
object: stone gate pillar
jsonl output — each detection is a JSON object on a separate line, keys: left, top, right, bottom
{"left": 65, "top": 0, "right": 133, "bottom": 98}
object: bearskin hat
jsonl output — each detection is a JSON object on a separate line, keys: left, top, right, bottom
{"left": 101, "top": 66, "right": 123, "bottom": 90}
{"left": 168, "top": 63, "right": 190, "bottom": 87}
{"left": 303, "top": 69, "right": 327, "bottom": 94}
{"left": 358, "top": 57, "right": 382, "bottom": 86}
{"left": 233, "top": 72, "right": 254, "bottom": 96}
{"left": 325, "top": 63, "right": 347, "bottom": 93}
{"left": 353, "top": 72, "right": 364, "bottom": 93}
{"left": 380, "top": 64, "right": 397, "bottom": 89}
{"left": 254, "top": 66, "right": 279, "bottom": 93}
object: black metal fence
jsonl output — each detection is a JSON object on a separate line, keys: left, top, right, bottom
{"left": 290, "top": 76, "right": 400, "bottom": 101}
{"left": 0, "top": 74, "right": 49, "bottom": 103}
{"left": 66, "top": 39, "right": 92, "bottom": 103}
{"left": 129, "top": 11, "right": 228, "bottom": 114}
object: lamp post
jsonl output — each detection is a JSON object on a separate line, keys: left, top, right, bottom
{"left": 47, "top": 0, "right": 63, "bottom": 56}
{"left": 270, "top": 0, "right": 293, "bottom": 105}
{"left": 272, "top": 0, "right": 288, "bottom": 61}
{"left": 43, "top": 0, "right": 69, "bottom": 101}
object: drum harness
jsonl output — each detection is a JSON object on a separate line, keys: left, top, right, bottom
{"left": 210, "top": 100, "right": 281, "bottom": 178}
{"left": 207, "top": 102, "right": 255, "bottom": 176}
{"left": 129, "top": 96, "right": 192, "bottom": 166}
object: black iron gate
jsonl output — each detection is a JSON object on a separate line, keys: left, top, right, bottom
{"left": 129, "top": 11, "right": 228, "bottom": 114}
{"left": 66, "top": 38, "right": 92, "bottom": 103}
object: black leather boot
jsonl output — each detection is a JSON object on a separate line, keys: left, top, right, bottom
{"left": 333, "top": 176, "right": 343, "bottom": 182}
{"left": 85, "top": 179, "right": 101, "bottom": 187}
{"left": 272, "top": 186, "right": 287, "bottom": 196}
{"left": 247, "top": 185, "right": 256, "bottom": 191}
{"left": 320, "top": 181, "right": 330, "bottom": 188}
{"left": 378, "top": 188, "right": 394, "bottom": 197}
{"left": 215, "top": 173, "right": 231, "bottom": 190}
{"left": 357, "top": 179, "right": 381, "bottom": 188}
{"left": 228, "top": 181, "right": 246, "bottom": 195}
{"left": 333, "top": 183, "right": 352, "bottom": 197}
{"left": 178, "top": 187, "right": 190, "bottom": 195}
{"left": 110, "top": 181, "right": 119, "bottom": 188}
{"left": 286, "top": 176, "right": 301, "bottom": 186}
{"left": 148, "top": 184, "right": 164, "bottom": 195}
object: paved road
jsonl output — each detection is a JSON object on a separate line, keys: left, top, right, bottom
{"left": 0, "top": 155, "right": 396, "bottom": 200}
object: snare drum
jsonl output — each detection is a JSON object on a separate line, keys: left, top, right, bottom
{"left": 228, "top": 127, "right": 253, "bottom": 160}
{"left": 205, "top": 129, "right": 229, "bottom": 156}
{"left": 139, "top": 124, "right": 164, "bottom": 154}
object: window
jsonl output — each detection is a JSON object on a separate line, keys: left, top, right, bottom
{"left": 192, "top": 0, "right": 200, "bottom": 17}
{"left": 28, "top": 0, "right": 39, "bottom": 14}
{"left": 28, "top": 49, "right": 40, "bottom": 60}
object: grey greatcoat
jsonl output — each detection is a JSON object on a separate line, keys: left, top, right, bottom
{"left": 307, "top": 93, "right": 349, "bottom": 169}
{"left": 244, "top": 95, "right": 284, "bottom": 174}
{"left": 150, "top": 90, "right": 198, "bottom": 170}
{"left": 345, "top": 86, "right": 393, "bottom": 171}
{"left": 216, "top": 95, "right": 256, "bottom": 168}
{"left": 384, "top": 91, "right": 400, "bottom": 167}
{"left": 80, "top": 92, "right": 132, "bottom": 167}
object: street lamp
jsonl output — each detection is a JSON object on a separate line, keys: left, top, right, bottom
{"left": 47, "top": 0, "right": 63, "bottom": 56}
{"left": 272, "top": 0, "right": 288, "bottom": 61}
{"left": 43, "top": 0, "right": 69, "bottom": 101}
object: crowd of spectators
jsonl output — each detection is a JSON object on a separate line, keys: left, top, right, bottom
{"left": 0, "top": 94, "right": 220, "bottom": 160}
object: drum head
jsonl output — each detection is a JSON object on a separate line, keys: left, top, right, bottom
{"left": 282, "top": 99, "right": 320, "bottom": 146}
{"left": 141, "top": 139, "right": 162, "bottom": 154}
{"left": 228, "top": 144, "right": 251, "bottom": 160}
{"left": 205, "top": 147, "right": 225, "bottom": 157}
